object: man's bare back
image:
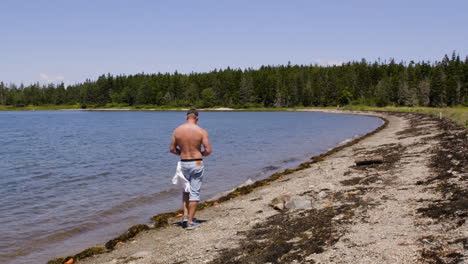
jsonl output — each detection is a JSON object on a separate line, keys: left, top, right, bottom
{"left": 170, "top": 123, "right": 211, "bottom": 159}
{"left": 170, "top": 109, "right": 212, "bottom": 160}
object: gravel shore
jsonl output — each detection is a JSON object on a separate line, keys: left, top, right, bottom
{"left": 54, "top": 110, "right": 467, "bottom": 264}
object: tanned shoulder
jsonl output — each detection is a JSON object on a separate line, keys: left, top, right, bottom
{"left": 199, "top": 126, "right": 208, "bottom": 135}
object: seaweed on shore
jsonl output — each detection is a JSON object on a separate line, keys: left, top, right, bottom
{"left": 418, "top": 182, "right": 468, "bottom": 222}
{"left": 395, "top": 114, "right": 437, "bottom": 140}
{"left": 151, "top": 211, "right": 183, "bottom": 228}
{"left": 47, "top": 247, "right": 107, "bottom": 264}
{"left": 417, "top": 118, "right": 467, "bottom": 220}
{"left": 351, "top": 143, "right": 406, "bottom": 172}
{"left": 418, "top": 235, "right": 465, "bottom": 264}
{"left": 340, "top": 175, "right": 380, "bottom": 186}
{"left": 208, "top": 189, "right": 370, "bottom": 264}
{"left": 419, "top": 247, "right": 464, "bottom": 264}
{"left": 415, "top": 115, "right": 467, "bottom": 264}
{"left": 209, "top": 207, "right": 345, "bottom": 264}
{"left": 105, "top": 224, "right": 150, "bottom": 250}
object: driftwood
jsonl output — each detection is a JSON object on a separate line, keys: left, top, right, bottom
{"left": 355, "top": 155, "right": 384, "bottom": 166}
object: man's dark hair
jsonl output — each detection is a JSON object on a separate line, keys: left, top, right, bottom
{"left": 186, "top": 109, "right": 199, "bottom": 118}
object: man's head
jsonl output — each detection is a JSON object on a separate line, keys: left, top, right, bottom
{"left": 186, "top": 109, "right": 199, "bottom": 121}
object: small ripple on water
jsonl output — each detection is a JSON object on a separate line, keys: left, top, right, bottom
{"left": 30, "top": 172, "right": 53, "bottom": 180}
{"left": 261, "top": 165, "right": 280, "bottom": 172}
{"left": 89, "top": 188, "right": 180, "bottom": 220}
{"left": 282, "top": 157, "right": 300, "bottom": 163}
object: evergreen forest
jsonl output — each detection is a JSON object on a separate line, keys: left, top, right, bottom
{"left": 1, "top": 53, "right": 467, "bottom": 109}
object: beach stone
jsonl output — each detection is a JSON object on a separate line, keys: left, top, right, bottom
{"left": 285, "top": 198, "right": 313, "bottom": 210}
{"left": 269, "top": 194, "right": 292, "bottom": 211}
{"left": 213, "top": 243, "right": 221, "bottom": 249}
{"left": 333, "top": 214, "right": 345, "bottom": 221}
{"left": 272, "top": 202, "right": 285, "bottom": 211}
{"left": 320, "top": 184, "right": 336, "bottom": 192}
{"left": 344, "top": 190, "right": 362, "bottom": 197}
{"left": 130, "top": 251, "right": 152, "bottom": 258}
{"left": 318, "top": 191, "right": 327, "bottom": 198}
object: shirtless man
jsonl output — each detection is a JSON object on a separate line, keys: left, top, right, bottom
{"left": 170, "top": 109, "right": 212, "bottom": 229}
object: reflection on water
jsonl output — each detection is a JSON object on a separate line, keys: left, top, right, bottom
{"left": 0, "top": 111, "right": 382, "bottom": 264}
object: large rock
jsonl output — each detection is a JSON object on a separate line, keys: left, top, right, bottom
{"left": 269, "top": 194, "right": 292, "bottom": 211}
{"left": 285, "top": 198, "right": 313, "bottom": 210}
{"left": 270, "top": 195, "right": 312, "bottom": 210}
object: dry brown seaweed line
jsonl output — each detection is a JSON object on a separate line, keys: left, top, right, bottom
{"left": 415, "top": 116, "right": 467, "bottom": 264}
{"left": 396, "top": 113, "right": 436, "bottom": 140}
{"left": 416, "top": 118, "right": 468, "bottom": 220}
{"left": 208, "top": 207, "right": 345, "bottom": 264}
{"left": 208, "top": 188, "right": 372, "bottom": 264}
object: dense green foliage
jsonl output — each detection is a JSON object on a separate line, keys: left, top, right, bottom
{"left": 1, "top": 53, "right": 467, "bottom": 108}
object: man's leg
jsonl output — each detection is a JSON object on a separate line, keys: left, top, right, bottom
{"left": 182, "top": 192, "right": 190, "bottom": 216}
{"left": 186, "top": 163, "right": 203, "bottom": 227}
{"left": 188, "top": 201, "right": 198, "bottom": 222}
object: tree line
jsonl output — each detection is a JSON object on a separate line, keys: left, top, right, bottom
{"left": 1, "top": 53, "right": 467, "bottom": 108}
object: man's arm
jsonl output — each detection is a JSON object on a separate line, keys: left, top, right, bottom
{"left": 201, "top": 130, "right": 212, "bottom": 157}
{"left": 170, "top": 132, "right": 181, "bottom": 155}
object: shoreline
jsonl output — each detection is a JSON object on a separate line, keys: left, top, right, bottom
{"left": 46, "top": 110, "right": 388, "bottom": 264}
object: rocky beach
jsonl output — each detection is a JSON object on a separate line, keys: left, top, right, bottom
{"left": 49, "top": 110, "right": 467, "bottom": 264}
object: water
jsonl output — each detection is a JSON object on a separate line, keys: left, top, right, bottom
{"left": 0, "top": 111, "right": 382, "bottom": 264}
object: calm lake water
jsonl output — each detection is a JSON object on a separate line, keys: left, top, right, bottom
{"left": 0, "top": 111, "right": 382, "bottom": 264}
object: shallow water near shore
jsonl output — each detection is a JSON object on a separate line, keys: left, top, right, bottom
{"left": 0, "top": 111, "right": 382, "bottom": 264}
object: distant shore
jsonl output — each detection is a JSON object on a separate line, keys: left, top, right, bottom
{"left": 1, "top": 105, "right": 466, "bottom": 127}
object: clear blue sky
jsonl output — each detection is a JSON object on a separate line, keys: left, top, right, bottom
{"left": 1, "top": 0, "right": 467, "bottom": 85}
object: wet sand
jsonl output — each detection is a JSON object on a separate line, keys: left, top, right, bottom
{"left": 49, "top": 110, "right": 467, "bottom": 264}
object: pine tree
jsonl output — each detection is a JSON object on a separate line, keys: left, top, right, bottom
{"left": 463, "top": 56, "right": 468, "bottom": 105}
{"left": 0, "top": 82, "right": 5, "bottom": 105}
{"left": 375, "top": 77, "right": 391, "bottom": 106}
{"left": 430, "top": 66, "right": 446, "bottom": 107}
{"left": 201, "top": 88, "right": 216, "bottom": 108}
{"left": 302, "top": 80, "right": 313, "bottom": 107}
{"left": 417, "top": 78, "right": 431, "bottom": 106}
{"left": 239, "top": 73, "right": 254, "bottom": 107}
{"left": 445, "top": 76, "right": 460, "bottom": 106}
